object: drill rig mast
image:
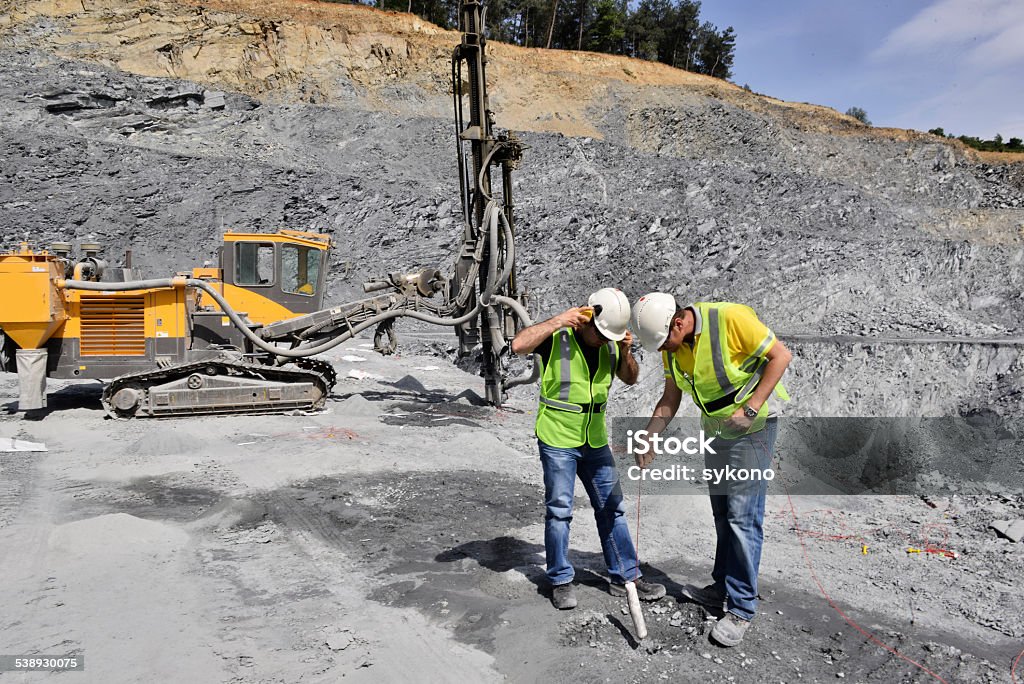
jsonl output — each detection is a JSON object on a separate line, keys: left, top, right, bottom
{"left": 451, "top": 0, "right": 526, "bottom": 404}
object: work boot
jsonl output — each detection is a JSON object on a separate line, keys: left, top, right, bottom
{"left": 608, "top": 579, "right": 666, "bottom": 601}
{"left": 551, "top": 583, "right": 577, "bottom": 610}
{"left": 710, "top": 612, "right": 751, "bottom": 647}
{"left": 680, "top": 583, "right": 726, "bottom": 610}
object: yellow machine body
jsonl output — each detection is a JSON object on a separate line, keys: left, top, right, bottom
{"left": 0, "top": 246, "right": 68, "bottom": 349}
{"left": 0, "top": 230, "right": 332, "bottom": 383}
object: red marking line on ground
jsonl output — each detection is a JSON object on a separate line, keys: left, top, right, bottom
{"left": 776, "top": 463, "right": 952, "bottom": 683}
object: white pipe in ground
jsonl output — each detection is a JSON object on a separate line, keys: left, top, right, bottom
{"left": 624, "top": 581, "right": 647, "bottom": 640}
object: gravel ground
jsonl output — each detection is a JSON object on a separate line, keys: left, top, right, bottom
{"left": 1, "top": 2, "right": 1023, "bottom": 681}
{"left": 1, "top": 343, "right": 1022, "bottom": 683}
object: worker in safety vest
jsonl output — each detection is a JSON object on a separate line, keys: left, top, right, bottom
{"left": 512, "top": 288, "right": 666, "bottom": 610}
{"left": 632, "top": 293, "right": 792, "bottom": 647}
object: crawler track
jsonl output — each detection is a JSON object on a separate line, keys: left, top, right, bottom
{"left": 101, "top": 356, "right": 335, "bottom": 418}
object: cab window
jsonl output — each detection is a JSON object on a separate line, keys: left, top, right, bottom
{"left": 235, "top": 242, "right": 275, "bottom": 287}
{"left": 281, "top": 243, "right": 321, "bottom": 296}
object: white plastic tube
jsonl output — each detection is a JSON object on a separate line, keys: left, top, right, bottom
{"left": 624, "top": 581, "right": 647, "bottom": 640}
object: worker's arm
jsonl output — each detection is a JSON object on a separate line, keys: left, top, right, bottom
{"left": 636, "top": 378, "right": 682, "bottom": 467}
{"left": 615, "top": 331, "right": 639, "bottom": 385}
{"left": 510, "top": 307, "right": 591, "bottom": 355}
{"left": 745, "top": 339, "right": 791, "bottom": 411}
{"left": 724, "top": 339, "right": 792, "bottom": 432}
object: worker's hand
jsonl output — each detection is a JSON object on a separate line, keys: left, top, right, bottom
{"left": 634, "top": 448, "right": 655, "bottom": 469}
{"left": 722, "top": 407, "right": 754, "bottom": 435}
{"left": 618, "top": 330, "right": 633, "bottom": 350}
{"left": 555, "top": 307, "right": 593, "bottom": 330}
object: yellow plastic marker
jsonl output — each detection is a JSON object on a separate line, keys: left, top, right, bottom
{"left": 861, "top": 544, "right": 868, "bottom": 555}
{"left": 906, "top": 547, "right": 922, "bottom": 554}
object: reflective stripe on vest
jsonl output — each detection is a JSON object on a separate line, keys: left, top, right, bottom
{"left": 707, "top": 307, "right": 738, "bottom": 395}
{"left": 557, "top": 329, "right": 572, "bottom": 401}
{"left": 539, "top": 396, "right": 583, "bottom": 413}
{"left": 739, "top": 331, "right": 776, "bottom": 372}
{"left": 535, "top": 328, "right": 615, "bottom": 448}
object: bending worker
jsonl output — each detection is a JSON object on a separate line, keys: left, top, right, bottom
{"left": 632, "top": 293, "right": 791, "bottom": 647}
{"left": 512, "top": 288, "right": 666, "bottom": 610}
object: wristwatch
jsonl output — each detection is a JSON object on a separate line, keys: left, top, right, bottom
{"left": 742, "top": 404, "right": 759, "bottom": 419}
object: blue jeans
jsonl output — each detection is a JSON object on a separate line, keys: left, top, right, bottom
{"left": 538, "top": 440, "right": 640, "bottom": 586}
{"left": 705, "top": 418, "right": 778, "bottom": 621}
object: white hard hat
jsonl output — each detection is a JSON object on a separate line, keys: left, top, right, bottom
{"left": 632, "top": 292, "right": 678, "bottom": 350}
{"left": 587, "top": 288, "right": 630, "bottom": 341}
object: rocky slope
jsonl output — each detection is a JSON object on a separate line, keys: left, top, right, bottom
{"left": 1, "top": 0, "right": 1023, "bottom": 421}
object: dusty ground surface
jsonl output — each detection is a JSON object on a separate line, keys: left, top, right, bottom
{"left": 1, "top": 344, "right": 1023, "bottom": 683}
{"left": 1, "top": 0, "right": 1024, "bottom": 681}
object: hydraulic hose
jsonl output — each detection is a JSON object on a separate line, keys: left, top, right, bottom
{"left": 61, "top": 277, "right": 481, "bottom": 359}
{"left": 59, "top": 206, "right": 519, "bottom": 360}
{"left": 476, "top": 143, "right": 503, "bottom": 204}
{"left": 61, "top": 277, "right": 365, "bottom": 358}
{"left": 490, "top": 294, "right": 531, "bottom": 327}
{"left": 484, "top": 202, "right": 506, "bottom": 351}
{"left": 60, "top": 278, "right": 181, "bottom": 291}
{"left": 490, "top": 294, "right": 540, "bottom": 389}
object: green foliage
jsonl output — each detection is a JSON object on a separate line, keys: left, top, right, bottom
{"left": 695, "top": 24, "right": 734, "bottom": 78}
{"left": 627, "top": 0, "right": 671, "bottom": 61}
{"left": 954, "top": 132, "right": 1024, "bottom": 153}
{"left": 374, "top": 0, "right": 460, "bottom": 29}
{"left": 585, "top": 0, "right": 628, "bottom": 53}
{"left": 928, "top": 125, "right": 1024, "bottom": 152}
{"left": 845, "top": 107, "right": 870, "bottom": 126}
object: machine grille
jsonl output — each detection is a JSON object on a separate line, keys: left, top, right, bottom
{"left": 80, "top": 295, "right": 146, "bottom": 356}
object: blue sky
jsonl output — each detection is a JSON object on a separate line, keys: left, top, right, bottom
{"left": 697, "top": 0, "right": 1024, "bottom": 140}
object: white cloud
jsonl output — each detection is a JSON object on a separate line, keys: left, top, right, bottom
{"left": 967, "top": 25, "right": 1024, "bottom": 67}
{"left": 873, "top": 0, "right": 1024, "bottom": 66}
{"left": 885, "top": 70, "right": 1024, "bottom": 138}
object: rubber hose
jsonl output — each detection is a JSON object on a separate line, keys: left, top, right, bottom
{"left": 490, "top": 294, "right": 540, "bottom": 390}
{"left": 62, "top": 207, "right": 518, "bottom": 359}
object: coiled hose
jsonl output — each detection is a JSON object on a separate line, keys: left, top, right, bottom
{"left": 59, "top": 198, "right": 534, "bottom": 367}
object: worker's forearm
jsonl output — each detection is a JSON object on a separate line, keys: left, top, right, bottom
{"left": 510, "top": 316, "right": 563, "bottom": 355}
{"left": 644, "top": 394, "right": 680, "bottom": 435}
{"left": 617, "top": 351, "right": 639, "bottom": 385}
{"left": 746, "top": 353, "right": 791, "bottom": 410}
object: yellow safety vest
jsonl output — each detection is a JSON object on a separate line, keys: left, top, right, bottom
{"left": 535, "top": 328, "right": 619, "bottom": 448}
{"left": 666, "top": 302, "right": 789, "bottom": 438}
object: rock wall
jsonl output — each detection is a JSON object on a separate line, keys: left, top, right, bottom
{"left": 1, "top": 0, "right": 1022, "bottom": 421}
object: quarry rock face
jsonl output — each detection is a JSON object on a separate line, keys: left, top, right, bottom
{"left": 2, "top": 1, "right": 1023, "bottom": 427}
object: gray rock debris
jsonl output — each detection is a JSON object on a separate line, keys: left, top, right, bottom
{"left": 991, "top": 520, "right": 1024, "bottom": 543}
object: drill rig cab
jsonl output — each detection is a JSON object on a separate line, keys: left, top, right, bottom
{"left": 219, "top": 230, "right": 331, "bottom": 319}
{"left": 192, "top": 230, "right": 331, "bottom": 348}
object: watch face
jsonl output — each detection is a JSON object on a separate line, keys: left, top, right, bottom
{"left": 744, "top": 406, "right": 757, "bottom": 417}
